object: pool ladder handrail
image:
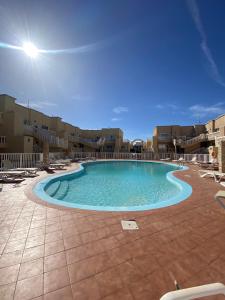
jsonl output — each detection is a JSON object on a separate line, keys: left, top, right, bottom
{"left": 160, "top": 282, "right": 225, "bottom": 300}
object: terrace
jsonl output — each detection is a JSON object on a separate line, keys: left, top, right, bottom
{"left": 0, "top": 161, "right": 224, "bottom": 299}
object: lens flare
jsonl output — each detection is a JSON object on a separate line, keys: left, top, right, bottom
{"left": 22, "top": 42, "right": 39, "bottom": 58}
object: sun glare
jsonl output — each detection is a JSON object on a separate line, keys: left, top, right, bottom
{"left": 23, "top": 42, "right": 39, "bottom": 58}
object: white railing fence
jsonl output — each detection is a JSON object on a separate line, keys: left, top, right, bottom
{"left": 0, "top": 152, "right": 210, "bottom": 170}
{"left": 67, "top": 152, "right": 210, "bottom": 162}
{"left": 0, "top": 153, "right": 43, "bottom": 170}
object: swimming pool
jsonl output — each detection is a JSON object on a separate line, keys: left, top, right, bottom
{"left": 34, "top": 160, "right": 192, "bottom": 211}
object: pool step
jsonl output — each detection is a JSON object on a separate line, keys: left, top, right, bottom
{"left": 45, "top": 181, "right": 61, "bottom": 197}
{"left": 54, "top": 180, "right": 69, "bottom": 200}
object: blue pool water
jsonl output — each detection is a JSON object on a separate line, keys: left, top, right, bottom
{"left": 34, "top": 160, "right": 192, "bottom": 211}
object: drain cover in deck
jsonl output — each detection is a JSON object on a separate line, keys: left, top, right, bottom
{"left": 121, "top": 220, "right": 139, "bottom": 230}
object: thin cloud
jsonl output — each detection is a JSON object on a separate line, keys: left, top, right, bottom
{"left": 187, "top": 0, "right": 225, "bottom": 87}
{"left": 39, "top": 101, "right": 57, "bottom": 107}
{"left": 71, "top": 94, "right": 92, "bottom": 102}
{"left": 155, "top": 104, "right": 164, "bottom": 109}
{"left": 168, "top": 104, "right": 178, "bottom": 110}
{"left": 155, "top": 104, "right": 178, "bottom": 110}
{"left": 113, "top": 106, "right": 128, "bottom": 114}
{"left": 111, "top": 117, "right": 121, "bottom": 122}
{"left": 17, "top": 102, "right": 42, "bottom": 109}
{"left": 189, "top": 103, "right": 225, "bottom": 118}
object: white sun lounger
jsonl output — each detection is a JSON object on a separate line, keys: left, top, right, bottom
{"left": 10, "top": 168, "right": 38, "bottom": 174}
{"left": 172, "top": 157, "right": 184, "bottom": 165}
{"left": 187, "top": 156, "right": 198, "bottom": 164}
{"left": 0, "top": 171, "right": 26, "bottom": 177}
{"left": 199, "top": 170, "right": 225, "bottom": 182}
{"left": 160, "top": 282, "right": 225, "bottom": 300}
{"left": 215, "top": 191, "right": 225, "bottom": 209}
{"left": 49, "top": 163, "right": 66, "bottom": 170}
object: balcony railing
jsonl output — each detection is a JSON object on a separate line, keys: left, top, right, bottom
{"left": 0, "top": 136, "right": 7, "bottom": 148}
{"left": 24, "top": 125, "right": 67, "bottom": 148}
{"left": 176, "top": 131, "right": 221, "bottom": 146}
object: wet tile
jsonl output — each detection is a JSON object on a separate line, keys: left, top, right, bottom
{"left": 44, "top": 266, "right": 70, "bottom": 294}
{"left": 14, "top": 274, "right": 43, "bottom": 300}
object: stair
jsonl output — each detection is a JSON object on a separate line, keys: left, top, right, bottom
{"left": 53, "top": 180, "right": 69, "bottom": 200}
{"left": 45, "top": 181, "right": 61, "bottom": 197}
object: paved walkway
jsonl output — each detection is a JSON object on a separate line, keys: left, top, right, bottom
{"left": 0, "top": 163, "right": 224, "bottom": 300}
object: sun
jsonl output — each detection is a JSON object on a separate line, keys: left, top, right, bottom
{"left": 22, "top": 42, "right": 39, "bottom": 58}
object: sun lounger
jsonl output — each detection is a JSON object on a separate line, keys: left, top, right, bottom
{"left": 215, "top": 191, "right": 225, "bottom": 209}
{"left": 56, "top": 159, "right": 72, "bottom": 166}
{"left": 198, "top": 162, "right": 219, "bottom": 170}
{"left": 160, "top": 282, "right": 225, "bottom": 300}
{"left": 8, "top": 168, "right": 39, "bottom": 177}
{"left": 0, "top": 171, "right": 26, "bottom": 177}
{"left": 49, "top": 163, "right": 66, "bottom": 170}
{"left": 172, "top": 157, "right": 184, "bottom": 165}
{"left": 71, "top": 158, "right": 81, "bottom": 163}
{"left": 0, "top": 176, "right": 25, "bottom": 184}
{"left": 186, "top": 156, "right": 198, "bottom": 164}
{"left": 199, "top": 170, "right": 225, "bottom": 182}
{"left": 160, "top": 158, "right": 171, "bottom": 161}
{"left": 12, "top": 168, "right": 38, "bottom": 173}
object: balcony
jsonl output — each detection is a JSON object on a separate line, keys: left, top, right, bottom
{"left": 24, "top": 125, "right": 68, "bottom": 149}
{"left": 78, "top": 137, "right": 105, "bottom": 148}
{"left": 0, "top": 136, "right": 7, "bottom": 148}
{"left": 68, "top": 135, "right": 80, "bottom": 143}
{"left": 0, "top": 113, "right": 3, "bottom": 125}
{"left": 176, "top": 131, "right": 221, "bottom": 147}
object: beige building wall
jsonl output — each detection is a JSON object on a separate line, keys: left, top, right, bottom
{"left": 152, "top": 124, "right": 206, "bottom": 153}
{"left": 0, "top": 94, "right": 124, "bottom": 153}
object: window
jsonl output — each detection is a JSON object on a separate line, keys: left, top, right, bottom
{"left": 24, "top": 120, "right": 31, "bottom": 125}
{"left": 158, "top": 144, "right": 167, "bottom": 151}
{"left": 158, "top": 133, "right": 170, "bottom": 141}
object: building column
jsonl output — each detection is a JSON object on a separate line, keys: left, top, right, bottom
{"left": 43, "top": 142, "right": 49, "bottom": 165}
{"left": 218, "top": 141, "right": 225, "bottom": 173}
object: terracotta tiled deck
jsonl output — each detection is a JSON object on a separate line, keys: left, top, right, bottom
{"left": 0, "top": 163, "right": 225, "bottom": 300}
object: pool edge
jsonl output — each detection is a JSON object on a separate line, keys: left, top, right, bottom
{"left": 33, "top": 160, "right": 192, "bottom": 212}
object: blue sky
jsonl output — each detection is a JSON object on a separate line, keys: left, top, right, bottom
{"left": 0, "top": 0, "right": 225, "bottom": 140}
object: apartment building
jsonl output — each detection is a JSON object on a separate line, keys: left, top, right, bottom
{"left": 153, "top": 113, "right": 225, "bottom": 154}
{"left": 152, "top": 124, "right": 206, "bottom": 153}
{"left": 0, "top": 94, "right": 124, "bottom": 153}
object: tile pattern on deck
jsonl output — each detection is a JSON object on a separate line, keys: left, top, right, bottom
{"left": 0, "top": 163, "right": 225, "bottom": 300}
